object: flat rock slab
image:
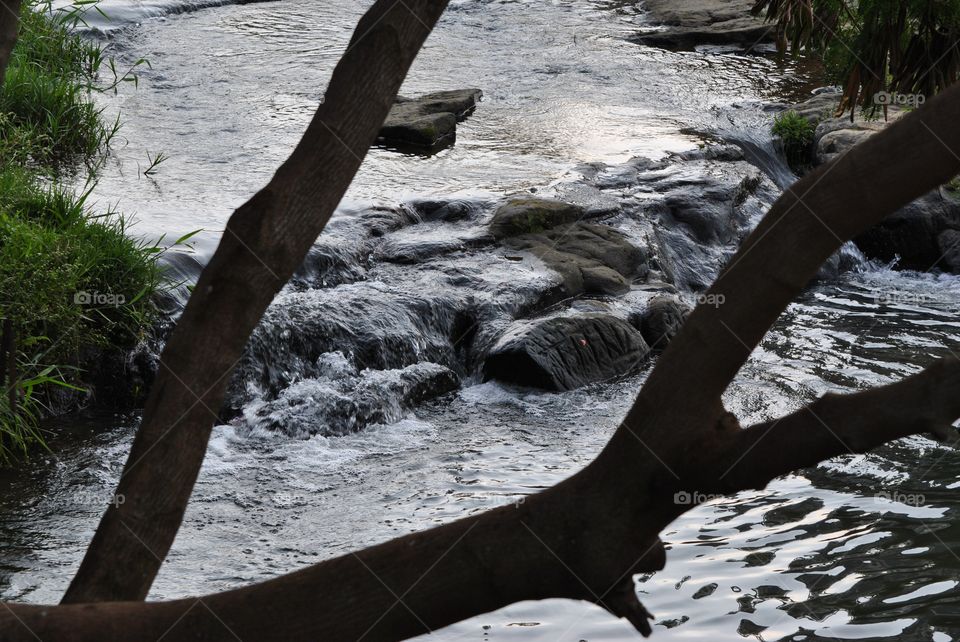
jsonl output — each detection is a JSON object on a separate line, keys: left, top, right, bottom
{"left": 631, "top": 0, "right": 772, "bottom": 50}
{"left": 484, "top": 314, "right": 650, "bottom": 391}
{"left": 507, "top": 222, "right": 648, "bottom": 297}
{"left": 489, "top": 197, "right": 586, "bottom": 239}
{"left": 378, "top": 88, "right": 482, "bottom": 152}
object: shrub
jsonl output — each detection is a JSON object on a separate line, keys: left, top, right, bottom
{"left": 772, "top": 110, "right": 815, "bottom": 172}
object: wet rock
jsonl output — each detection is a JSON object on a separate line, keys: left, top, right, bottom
{"left": 641, "top": 161, "right": 777, "bottom": 290}
{"left": 378, "top": 89, "right": 482, "bottom": 151}
{"left": 407, "top": 198, "right": 485, "bottom": 223}
{"left": 506, "top": 222, "right": 647, "bottom": 296}
{"left": 939, "top": 229, "right": 960, "bottom": 272}
{"left": 630, "top": 0, "right": 772, "bottom": 51}
{"left": 853, "top": 191, "right": 960, "bottom": 272}
{"left": 783, "top": 90, "right": 841, "bottom": 125}
{"left": 632, "top": 296, "right": 691, "bottom": 352}
{"left": 815, "top": 126, "right": 878, "bottom": 166}
{"left": 377, "top": 237, "right": 465, "bottom": 264}
{"left": 547, "top": 182, "right": 622, "bottom": 218}
{"left": 675, "top": 143, "right": 745, "bottom": 163}
{"left": 483, "top": 314, "right": 650, "bottom": 391}
{"left": 489, "top": 198, "right": 585, "bottom": 239}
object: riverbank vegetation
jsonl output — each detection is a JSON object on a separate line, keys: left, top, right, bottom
{"left": 772, "top": 109, "right": 815, "bottom": 171}
{"left": 0, "top": 0, "right": 162, "bottom": 462}
{"left": 753, "top": 0, "right": 960, "bottom": 115}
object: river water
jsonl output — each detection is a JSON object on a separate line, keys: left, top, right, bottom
{"left": 2, "top": 1, "right": 960, "bottom": 640}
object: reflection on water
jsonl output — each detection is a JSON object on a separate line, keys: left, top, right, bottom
{"left": 2, "top": 271, "right": 959, "bottom": 641}
{"left": 3, "top": 0, "right": 959, "bottom": 640}
{"left": 82, "top": 0, "right": 801, "bottom": 253}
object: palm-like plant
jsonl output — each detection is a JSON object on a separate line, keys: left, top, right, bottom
{"left": 752, "top": 0, "right": 960, "bottom": 117}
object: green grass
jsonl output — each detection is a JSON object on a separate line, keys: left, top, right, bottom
{"left": 772, "top": 110, "right": 815, "bottom": 173}
{"left": 0, "top": 0, "right": 163, "bottom": 462}
{"left": 0, "top": 0, "right": 118, "bottom": 167}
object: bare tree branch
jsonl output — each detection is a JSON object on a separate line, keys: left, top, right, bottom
{"left": 698, "top": 356, "right": 960, "bottom": 494}
{"left": 604, "top": 81, "right": 960, "bottom": 461}
{"left": 62, "top": 0, "right": 452, "bottom": 604}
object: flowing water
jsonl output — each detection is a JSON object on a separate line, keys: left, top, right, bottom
{"left": 3, "top": 1, "right": 960, "bottom": 641}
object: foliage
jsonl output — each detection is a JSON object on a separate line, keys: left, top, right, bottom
{"left": 1, "top": 0, "right": 121, "bottom": 166}
{"left": 772, "top": 110, "right": 815, "bottom": 171}
{"left": 0, "top": 0, "right": 162, "bottom": 460}
{"left": 752, "top": 0, "right": 960, "bottom": 116}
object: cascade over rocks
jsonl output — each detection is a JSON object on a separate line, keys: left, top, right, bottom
{"left": 146, "top": 144, "right": 790, "bottom": 424}
{"left": 247, "top": 355, "right": 459, "bottom": 437}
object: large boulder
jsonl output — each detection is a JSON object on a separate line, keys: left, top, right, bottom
{"left": 853, "top": 191, "right": 960, "bottom": 272}
{"left": 507, "top": 222, "right": 648, "bottom": 296}
{"left": 489, "top": 198, "right": 585, "bottom": 239}
{"left": 630, "top": 0, "right": 772, "bottom": 50}
{"left": 483, "top": 314, "right": 650, "bottom": 391}
{"left": 378, "top": 89, "right": 482, "bottom": 151}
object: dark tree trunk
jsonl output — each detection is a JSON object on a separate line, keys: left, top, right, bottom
{"left": 62, "top": 0, "right": 453, "bottom": 604}
{"left": 0, "top": 0, "right": 21, "bottom": 86}
{"left": 1, "top": 3, "right": 959, "bottom": 641}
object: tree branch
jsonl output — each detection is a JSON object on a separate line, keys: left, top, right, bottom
{"left": 605, "top": 81, "right": 960, "bottom": 459}
{"left": 698, "top": 356, "right": 960, "bottom": 494}
{"left": 63, "top": 0, "right": 451, "bottom": 603}
{"left": 0, "top": 6, "right": 956, "bottom": 642}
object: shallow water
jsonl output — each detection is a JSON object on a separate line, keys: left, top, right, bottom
{"left": 79, "top": 0, "right": 795, "bottom": 252}
{"left": 3, "top": 0, "right": 960, "bottom": 641}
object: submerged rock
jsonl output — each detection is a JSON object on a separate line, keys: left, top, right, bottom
{"left": 378, "top": 89, "right": 482, "bottom": 151}
{"left": 483, "top": 314, "right": 650, "bottom": 391}
{"left": 489, "top": 197, "right": 585, "bottom": 239}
